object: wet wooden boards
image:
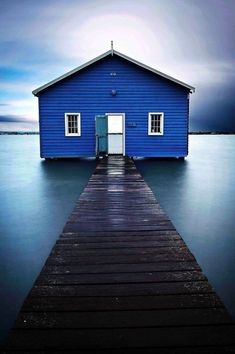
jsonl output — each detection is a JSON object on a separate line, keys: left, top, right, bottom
{"left": 4, "top": 156, "right": 235, "bottom": 353}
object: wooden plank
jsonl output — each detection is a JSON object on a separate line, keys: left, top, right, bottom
{"left": 50, "top": 246, "right": 191, "bottom": 257}
{"left": 29, "top": 281, "right": 214, "bottom": 297}
{"left": 2, "top": 347, "right": 233, "bottom": 354}
{"left": 59, "top": 230, "right": 180, "bottom": 238}
{"left": 15, "top": 308, "right": 232, "bottom": 329}
{"left": 64, "top": 225, "right": 176, "bottom": 232}
{"left": 36, "top": 270, "right": 206, "bottom": 285}
{"left": 56, "top": 237, "right": 183, "bottom": 245}
{"left": 45, "top": 252, "right": 196, "bottom": 265}
{"left": 42, "top": 261, "right": 201, "bottom": 274}
{"left": 22, "top": 293, "right": 223, "bottom": 312}
{"left": 5, "top": 326, "right": 235, "bottom": 350}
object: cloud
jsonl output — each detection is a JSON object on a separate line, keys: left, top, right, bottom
{"left": 0, "top": 114, "right": 35, "bottom": 123}
{"left": 0, "top": 98, "right": 38, "bottom": 121}
{"left": 0, "top": 0, "right": 234, "bottom": 131}
{"left": 0, "top": 121, "right": 39, "bottom": 132}
{"left": 0, "top": 0, "right": 234, "bottom": 70}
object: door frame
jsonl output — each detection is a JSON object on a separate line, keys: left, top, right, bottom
{"left": 106, "top": 113, "right": 125, "bottom": 156}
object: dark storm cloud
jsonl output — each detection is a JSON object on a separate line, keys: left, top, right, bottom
{"left": 0, "top": 115, "right": 35, "bottom": 123}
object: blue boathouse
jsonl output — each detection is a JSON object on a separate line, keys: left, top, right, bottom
{"left": 33, "top": 46, "right": 195, "bottom": 158}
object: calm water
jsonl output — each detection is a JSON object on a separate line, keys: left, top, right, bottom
{"left": 136, "top": 135, "right": 235, "bottom": 319}
{"left": 0, "top": 135, "right": 235, "bottom": 342}
{"left": 0, "top": 135, "right": 97, "bottom": 342}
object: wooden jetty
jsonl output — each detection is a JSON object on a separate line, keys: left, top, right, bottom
{"left": 4, "top": 156, "right": 235, "bottom": 353}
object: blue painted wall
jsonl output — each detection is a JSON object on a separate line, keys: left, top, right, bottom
{"left": 38, "top": 54, "right": 190, "bottom": 157}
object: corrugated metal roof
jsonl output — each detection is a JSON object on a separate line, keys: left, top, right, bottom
{"left": 32, "top": 49, "right": 195, "bottom": 96}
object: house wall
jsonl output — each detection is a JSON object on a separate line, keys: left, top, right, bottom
{"left": 38, "top": 55, "right": 190, "bottom": 157}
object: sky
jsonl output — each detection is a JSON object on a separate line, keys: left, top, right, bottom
{"left": 0, "top": 0, "right": 234, "bottom": 132}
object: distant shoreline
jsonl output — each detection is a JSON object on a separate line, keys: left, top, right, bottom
{"left": 0, "top": 131, "right": 39, "bottom": 135}
{"left": 189, "top": 132, "right": 235, "bottom": 135}
{"left": 0, "top": 131, "right": 235, "bottom": 135}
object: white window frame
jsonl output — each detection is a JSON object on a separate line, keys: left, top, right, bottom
{"left": 148, "top": 112, "right": 164, "bottom": 136}
{"left": 65, "top": 113, "right": 81, "bottom": 136}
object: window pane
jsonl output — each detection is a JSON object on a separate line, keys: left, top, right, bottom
{"left": 67, "top": 114, "right": 79, "bottom": 134}
{"left": 108, "top": 115, "right": 123, "bottom": 133}
{"left": 150, "top": 113, "right": 162, "bottom": 134}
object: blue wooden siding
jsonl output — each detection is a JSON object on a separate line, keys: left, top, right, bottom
{"left": 38, "top": 55, "right": 189, "bottom": 157}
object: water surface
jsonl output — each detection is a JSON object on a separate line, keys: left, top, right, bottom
{"left": 0, "top": 135, "right": 97, "bottom": 342}
{"left": 0, "top": 135, "right": 235, "bottom": 343}
{"left": 136, "top": 135, "right": 235, "bottom": 320}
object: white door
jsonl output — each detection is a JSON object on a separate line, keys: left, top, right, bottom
{"left": 108, "top": 115, "right": 124, "bottom": 154}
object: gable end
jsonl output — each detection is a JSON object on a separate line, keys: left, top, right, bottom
{"left": 33, "top": 50, "right": 195, "bottom": 96}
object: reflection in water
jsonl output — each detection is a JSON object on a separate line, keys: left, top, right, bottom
{"left": 136, "top": 135, "right": 235, "bottom": 320}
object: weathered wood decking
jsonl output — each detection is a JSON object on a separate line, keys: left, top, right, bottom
{"left": 4, "top": 156, "right": 235, "bottom": 353}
